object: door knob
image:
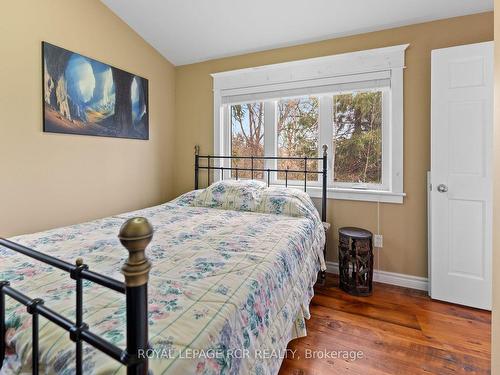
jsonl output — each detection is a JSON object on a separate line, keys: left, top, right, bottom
{"left": 437, "top": 184, "right": 448, "bottom": 193}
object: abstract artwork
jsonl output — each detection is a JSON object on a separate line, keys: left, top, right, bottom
{"left": 42, "top": 42, "right": 149, "bottom": 139}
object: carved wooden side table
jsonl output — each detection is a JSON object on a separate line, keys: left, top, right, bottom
{"left": 338, "top": 227, "right": 373, "bottom": 296}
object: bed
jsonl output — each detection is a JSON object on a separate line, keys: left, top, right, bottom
{"left": 0, "top": 146, "right": 328, "bottom": 375}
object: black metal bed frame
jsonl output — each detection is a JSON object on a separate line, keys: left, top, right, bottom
{"left": 0, "top": 145, "right": 329, "bottom": 375}
{"left": 0, "top": 217, "right": 153, "bottom": 375}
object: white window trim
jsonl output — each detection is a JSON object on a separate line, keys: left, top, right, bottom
{"left": 212, "top": 44, "right": 408, "bottom": 204}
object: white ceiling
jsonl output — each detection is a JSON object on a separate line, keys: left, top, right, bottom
{"left": 101, "top": 0, "right": 492, "bottom": 66}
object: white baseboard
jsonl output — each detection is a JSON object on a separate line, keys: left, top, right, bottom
{"left": 325, "top": 261, "right": 428, "bottom": 291}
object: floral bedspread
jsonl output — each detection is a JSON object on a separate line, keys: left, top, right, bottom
{"left": 0, "top": 192, "right": 325, "bottom": 374}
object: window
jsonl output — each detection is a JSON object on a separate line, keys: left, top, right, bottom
{"left": 214, "top": 45, "right": 408, "bottom": 203}
{"left": 333, "top": 91, "right": 383, "bottom": 186}
{"left": 230, "top": 102, "right": 264, "bottom": 179}
{"left": 277, "top": 96, "right": 318, "bottom": 181}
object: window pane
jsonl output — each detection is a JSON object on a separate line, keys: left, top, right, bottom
{"left": 333, "top": 91, "right": 382, "bottom": 184}
{"left": 277, "top": 96, "right": 319, "bottom": 181}
{"left": 231, "top": 102, "right": 264, "bottom": 179}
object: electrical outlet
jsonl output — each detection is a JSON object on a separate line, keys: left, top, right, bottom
{"left": 374, "top": 234, "right": 383, "bottom": 248}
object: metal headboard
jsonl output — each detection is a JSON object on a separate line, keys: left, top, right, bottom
{"left": 194, "top": 144, "right": 328, "bottom": 223}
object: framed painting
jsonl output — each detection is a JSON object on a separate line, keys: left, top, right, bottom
{"left": 42, "top": 42, "right": 149, "bottom": 140}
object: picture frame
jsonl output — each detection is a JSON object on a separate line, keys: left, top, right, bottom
{"left": 42, "top": 41, "right": 149, "bottom": 140}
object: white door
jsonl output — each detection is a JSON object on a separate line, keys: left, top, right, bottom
{"left": 430, "top": 42, "right": 493, "bottom": 310}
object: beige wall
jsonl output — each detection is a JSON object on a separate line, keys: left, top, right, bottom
{"left": 493, "top": 3, "right": 500, "bottom": 374}
{"left": 0, "top": 0, "right": 176, "bottom": 237}
{"left": 174, "top": 13, "right": 493, "bottom": 278}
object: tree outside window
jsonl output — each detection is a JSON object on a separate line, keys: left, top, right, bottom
{"left": 277, "top": 96, "right": 319, "bottom": 181}
{"left": 333, "top": 91, "right": 382, "bottom": 184}
{"left": 230, "top": 92, "right": 383, "bottom": 186}
{"left": 231, "top": 102, "right": 264, "bottom": 179}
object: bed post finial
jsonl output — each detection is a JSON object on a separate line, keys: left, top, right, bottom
{"left": 119, "top": 217, "right": 153, "bottom": 287}
{"left": 322, "top": 144, "right": 328, "bottom": 157}
{"left": 119, "top": 217, "right": 152, "bottom": 374}
{"left": 195, "top": 144, "right": 200, "bottom": 156}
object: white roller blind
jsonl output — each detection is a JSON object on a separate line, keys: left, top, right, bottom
{"left": 221, "top": 70, "right": 390, "bottom": 105}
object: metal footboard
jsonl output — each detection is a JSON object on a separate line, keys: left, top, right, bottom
{"left": 0, "top": 217, "right": 153, "bottom": 375}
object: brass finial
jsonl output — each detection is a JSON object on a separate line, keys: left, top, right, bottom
{"left": 194, "top": 145, "right": 200, "bottom": 156}
{"left": 322, "top": 144, "right": 328, "bottom": 157}
{"left": 75, "top": 257, "right": 84, "bottom": 267}
{"left": 119, "top": 217, "right": 153, "bottom": 287}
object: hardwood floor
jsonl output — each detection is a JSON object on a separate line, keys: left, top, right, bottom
{"left": 279, "top": 274, "right": 491, "bottom": 374}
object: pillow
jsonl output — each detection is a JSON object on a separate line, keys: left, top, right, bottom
{"left": 256, "top": 186, "right": 321, "bottom": 223}
{"left": 170, "top": 189, "right": 203, "bottom": 206}
{"left": 191, "top": 180, "right": 267, "bottom": 211}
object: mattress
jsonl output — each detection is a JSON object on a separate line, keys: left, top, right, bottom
{"left": 0, "top": 193, "right": 325, "bottom": 374}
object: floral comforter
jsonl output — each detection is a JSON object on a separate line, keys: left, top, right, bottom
{"left": 0, "top": 191, "right": 325, "bottom": 374}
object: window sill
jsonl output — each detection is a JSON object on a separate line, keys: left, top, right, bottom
{"left": 306, "top": 186, "right": 405, "bottom": 204}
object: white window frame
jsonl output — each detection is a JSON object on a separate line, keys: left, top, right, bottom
{"left": 212, "top": 44, "right": 408, "bottom": 204}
